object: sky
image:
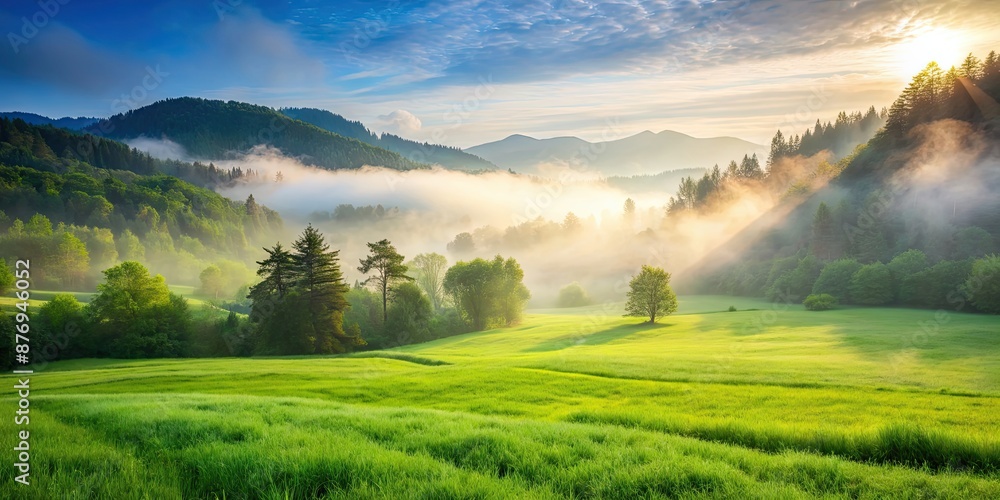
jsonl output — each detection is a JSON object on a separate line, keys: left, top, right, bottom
{"left": 0, "top": 0, "right": 997, "bottom": 147}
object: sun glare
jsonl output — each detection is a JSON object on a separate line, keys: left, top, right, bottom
{"left": 895, "top": 27, "right": 965, "bottom": 79}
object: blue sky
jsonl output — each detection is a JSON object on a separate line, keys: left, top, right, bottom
{"left": 0, "top": 0, "right": 997, "bottom": 146}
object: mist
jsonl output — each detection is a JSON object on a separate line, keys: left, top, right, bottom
{"left": 185, "top": 144, "right": 789, "bottom": 305}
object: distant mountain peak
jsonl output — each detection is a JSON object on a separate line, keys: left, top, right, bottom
{"left": 466, "top": 128, "right": 766, "bottom": 177}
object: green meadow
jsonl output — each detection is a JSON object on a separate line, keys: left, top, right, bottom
{"left": 4, "top": 296, "right": 1000, "bottom": 498}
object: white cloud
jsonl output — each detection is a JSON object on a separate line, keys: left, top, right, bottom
{"left": 376, "top": 109, "right": 422, "bottom": 136}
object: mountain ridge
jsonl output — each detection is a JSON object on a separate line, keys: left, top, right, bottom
{"left": 466, "top": 129, "right": 766, "bottom": 176}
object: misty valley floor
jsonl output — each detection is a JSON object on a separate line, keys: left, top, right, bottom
{"left": 4, "top": 296, "right": 1000, "bottom": 498}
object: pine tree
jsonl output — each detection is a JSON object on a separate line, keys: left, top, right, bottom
{"left": 358, "top": 238, "right": 412, "bottom": 323}
{"left": 811, "top": 203, "right": 836, "bottom": 260}
{"left": 292, "top": 225, "right": 355, "bottom": 353}
{"left": 960, "top": 53, "right": 982, "bottom": 80}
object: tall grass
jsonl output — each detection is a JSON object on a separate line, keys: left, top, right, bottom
{"left": 5, "top": 394, "right": 999, "bottom": 499}
{"left": 566, "top": 411, "right": 1000, "bottom": 473}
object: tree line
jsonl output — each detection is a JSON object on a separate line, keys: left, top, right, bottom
{"left": 0, "top": 226, "right": 532, "bottom": 367}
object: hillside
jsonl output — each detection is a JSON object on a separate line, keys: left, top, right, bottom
{"left": 466, "top": 130, "right": 766, "bottom": 176}
{"left": 281, "top": 107, "right": 497, "bottom": 171}
{"left": 0, "top": 117, "right": 282, "bottom": 287}
{"left": 0, "top": 112, "right": 98, "bottom": 130}
{"left": 92, "top": 98, "right": 425, "bottom": 171}
{"left": 686, "top": 55, "right": 1000, "bottom": 299}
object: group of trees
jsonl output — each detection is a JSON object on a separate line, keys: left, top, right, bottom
{"left": 247, "top": 226, "right": 360, "bottom": 355}
{"left": 443, "top": 256, "right": 531, "bottom": 330}
{"left": 666, "top": 103, "right": 891, "bottom": 219}
{"left": 309, "top": 204, "right": 402, "bottom": 225}
{"left": 246, "top": 227, "right": 532, "bottom": 354}
{"left": 0, "top": 116, "right": 262, "bottom": 188}
{"left": 885, "top": 52, "right": 1000, "bottom": 137}
{"left": 769, "top": 107, "right": 887, "bottom": 163}
{"left": 0, "top": 261, "right": 240, "bottom": 369}
{"left": 708, "top": 247, "right": 1000, "bottom": 314}
{"left": 0, "top": 118, "right": 283, "bottom": 288}
{"left": 666, "top": 154, "right": 765, "bottom": 214}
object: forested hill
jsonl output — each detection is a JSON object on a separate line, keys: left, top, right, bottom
{"left": 281, "top": 107, "right": 497, "bottom": 171}
{"left": 0, "top": 117, "right": 282, "bottom": 288}
{"left": 687, "top": 51, "right": 1000, "bottom": 305}
{"left": 92, "top": 98, "right": 425, "bottom": 171}
{"left": 0, "top": 112, "right": 98, "bottom": 130}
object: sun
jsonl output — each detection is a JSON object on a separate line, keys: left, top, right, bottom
{"left": 895, "top": 27, "right": 965, "bottom": 79}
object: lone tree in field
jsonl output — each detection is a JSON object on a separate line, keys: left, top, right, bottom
{"left": 624, "top": 265, "right": 678, "bottom": 323}
{"left": 358, "top": 239, "right": 413, "bottom": 323}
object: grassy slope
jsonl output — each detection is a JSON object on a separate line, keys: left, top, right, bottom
{"left": 3, "top": 296, "right": 1000, "bottom": 498}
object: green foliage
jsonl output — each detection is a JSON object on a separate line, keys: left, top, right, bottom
{"left": 443, "top": 255, "right": 531, "bottom": 330}
{"left": 952, "top": 227, "right": 995, "bottom": 260}
{"left": 199, "top": 265, "right": 224, "bottom": 299}
{"left": 766, "top": 255, "right": 822, "bottom": 302}
{"left": 887, "top": 249, "right": 928, "bottom": 300}
{"left": 0, "top": 117, "right": 283, "bottom": 287}
{"left": 35, "top": 294, "right": 85, "bottom": 360}
{"left": 769, "top": 107, "right": 885, "bottom": 161}
{"left": 0, "top": 310, "right": 14, "bottom": 370}
{"left": 250, "top": 226, "right": 360, "bottom": 355}
{"left": 804, "top": 293, "right": 838, "bottom": 311}
{"left": 624, "top": 265, "right": 678, "bottom": 323}
{"left": 383, "top": 282, "right": 433, "bottom": 347}
{"left": 557, "top": 282, "right": 593, "bottom": 308}
{"left": 0, "top": 258, "right": 13, "bottom": 295}
{"left": 344, "top": 286, "right": 383, "bottom": 344}
{"left": 812, "top": 258, "right": 862, "bottom": 303}
{"left": 812, "top": 202, "right": 837, "bottom": 260}
{"left": 727, "top": 305, "right": 737, "bottom": 312}
{"left": 86, "top": 261, "right": 190, "bottom": 357}
{"left": 900, "top": 259, "right": 974, "bottom": 309}
{"left": 409, "top": 252, "right": 448, "bottom": 311}
{"left": 849, "top": 263, "right": 894, "bottom": 306}
{"left": 358, "top": 239, "right": 413, "bottom": 323}
{"left": 965, "top": 255, "right": 1000, "bottom": 314}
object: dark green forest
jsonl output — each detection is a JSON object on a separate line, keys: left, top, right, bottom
{"left": 94, "top": 98, "right": 425, "bottom": 171}
{"left": 281, "top": 107, "right": 497, "bottom": 171}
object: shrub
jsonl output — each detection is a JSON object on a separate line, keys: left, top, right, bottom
{"left": 812, "top": 258, "right": 862, "bottom": 303}
{"left": 849, "top": 263, "right": 893, "bottom": 305}
{"left": 965, "top": 255, "right": 1000, "bottom": 314}
{"left": 804, "top": 294, "right": 838, "bottom": 311}
{"left": 727, "top": 305, "right": 737, "bottom": 312}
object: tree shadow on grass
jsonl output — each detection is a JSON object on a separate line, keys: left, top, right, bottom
{"left": 521, "top": 321, "right": 675, "bottom": 353}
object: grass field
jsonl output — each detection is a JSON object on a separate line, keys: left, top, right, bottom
{"left": 3, "top": 296, "right": 1000, "bottom": 498}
